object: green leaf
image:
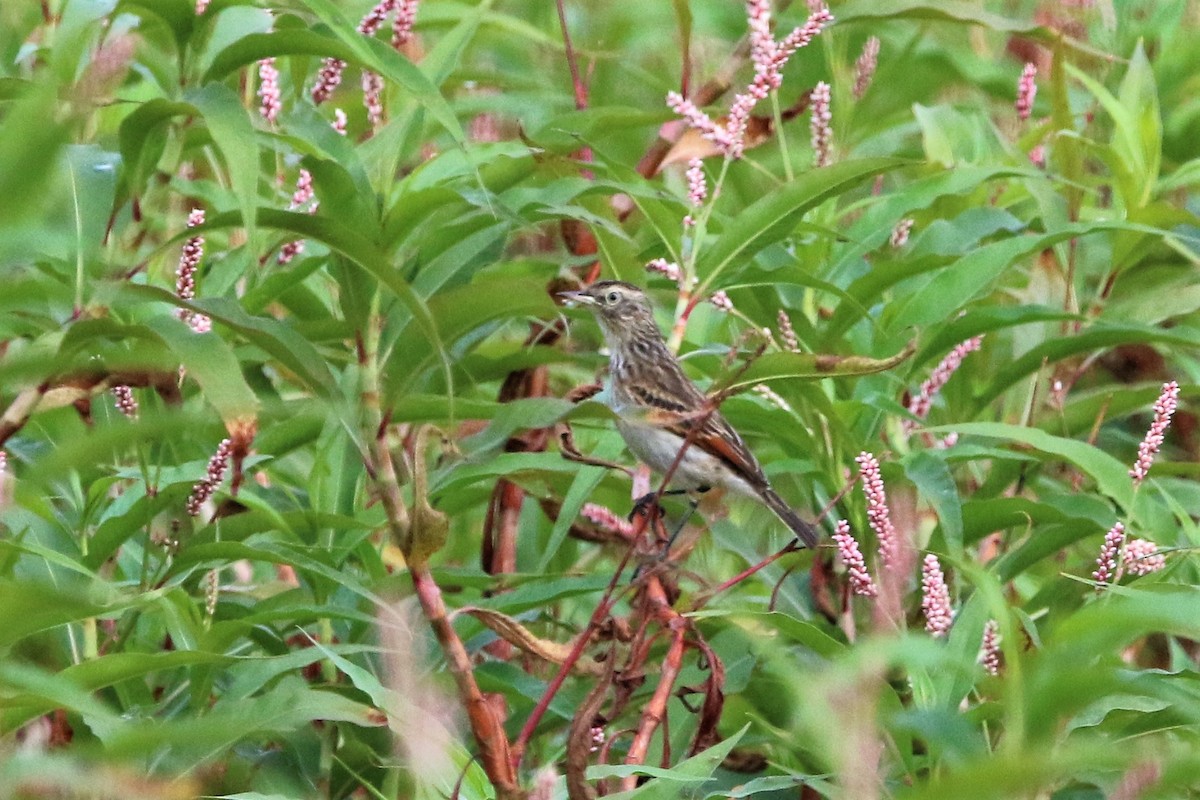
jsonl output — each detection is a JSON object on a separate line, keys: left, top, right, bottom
{"left": 939, "top": 422, "right": 1134, "bottom": 510}
{"left": 1066, "top": 41, "right": 1160, "bottom": 209}
{"left": 119, "top": 285, "right": 338, "bottom": 397}
{"left": 0, "top": 82, "right": 70, "bottom": 227}
{"left": 836, "top": 0, "right": 1112, "bottom": 59}
{"left": 102, "top": 675, "right": 385, "bottom": 757}
{"left": 697, "top": 158, "right": 911, "bottom": 289}
{"left": 711, "top": 339, "right": 916, "bottom": 393}
{"left": 690, "top": 611, "right": 846, "bottom": 658}
{"left": 592, "top": 724, "right": 748, "bottom": 798}
{"left": 199, "top": 206, "right": 448, "bottom": 384}
{"left": 187, "top": 83, "right": 259, "bottom": 248}
{"left": 884, "top": 221, "right": 1162, "bottom": 334}
{"left": 974, "top": 322, "right": 1200, "bottom": 409}
{"left": 536, "top": 441, "right": 622, "bottom": 573}
{"left": 0, "top": 578, "right": 141, "bottom": 649}
{"left": 65, "top": 145, "right": 120, "bottom": 271}
{"left": 2, "top": 651, "right": 232, "bottom": 729}
{"left": 905, "top": 450, "right": 963, "bottom": 558}
{"left": 0, "top": 660, "right": 119, "bottom": 727}
{"left": 837, "top": 0, "right": 1040, "bottom": 31}
{"left": 200, "top": 31, "right": 347, "bottom": 84}
{"left": 114, "top": 98, "right": 193, "bottom": 205}
{"left": 143, "top": 315, "right": 259, "bottom": 424}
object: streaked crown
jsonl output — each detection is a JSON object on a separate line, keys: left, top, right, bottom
{"left": 562, "top": 280, "right": 660, "bottom": 347}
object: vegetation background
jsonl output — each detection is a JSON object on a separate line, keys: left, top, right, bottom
{"left": 1, "top": 0, "right": 1199, "bottom": 798}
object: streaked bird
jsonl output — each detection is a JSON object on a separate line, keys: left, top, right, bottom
{"left": 560, "top": 280, "right": 819, "bottom": 548}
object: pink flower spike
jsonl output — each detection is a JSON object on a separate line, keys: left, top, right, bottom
{"left": 1129, "top": 381, "right": 1179, "bottom": 484}
{"left": 709, "top": 290, "right": 734, "bottom": 312}
{"left": 195, "top": 0, "right": 209, "bottom": 14}
{"left": 771, "top": 7, "right": 834, "bottom": 85}
{"left": 921, "top": 554, "right": 954, "bottom": 637}
{"left": 777, "top": 309, "right": 799, "bottom": 352}
{"left": 935, "top": 432, "right": 960, "bottom": 450}
{"left": 809, "top": 81, "right": 832, "bottom": 168}
{"left": 175, "top": 209, "right": 205, "bottom": 302}
{"left": 1124, "top": 538, "right": 1165, "bottom": 576}
{"left": 581, "top": 503, "right": 635, "bottom": 538}
{"left": 332, "top": 108, "right": 348, "bottom": 135}
{"left": 277, "top": 240, "right": 305, "bottom": 265}
{"left": 279, "top": 170, "right": 318, "bottom": 265}
{"left": 833, "top": 520, "right": 877, "bottom": 597}
{"left": 746, "top": 0, "right": 777, "bottom": 80}
{"left": 392, "top": 0, "right": 420, "bottom": 49}
{"left": 905, "top": 336, "right": 983, "bottom": 430}
{"left": 1016, "top": 62, "right": 1037, "bottom": 121}
{"left": 685, "top": 158, "right": 707, "bottom": 209}
{"left": 362, "top": 71, "right": 385, "bottom": 127}
{"left": 112, "top": 385, "right": 138, "bottom": 418}
{"left": 682, "top": 159, "right": 706, "bottom": 227}
{"left": 1092, "top": 521, "right": 1126, "bottom": 590}
{"left": 668, "top": 2, "right": 832, "bottom": 160}
{"left": 856, "top": 451, "right": 899, "bottom": 569}
{"left": 723, "top": 92, "right": 762, "bottom": 159}
{"left": 312, "top": 57, "right": 347, "bottom": 105}
{"left": 980, "top": 620, "right": 1001, "bottom": 675}
{"left": 358, "top": 0, "right": 397, "bottom": 36}
{"left": 666, "top": 92, "right": 732, "bottom": 152}
{"left": 645, "top": 258, "right": 682, "bottom": 285}
{"left": 257, "top": 58, "right": 281, "bottom": 124}
{"left": 205, "top": 568, "right": 220, "bottom": 618}
{"left": 175, "top": 209, "right": 208, "bottom": 330}
{"left": 289, "top": 169, "right": 315, "bottom": 211}
{"left": 186, "top": 438, "right": 233, "bottom": 517}
{"left": 0, "top": 450, "right": 7, "bottom": 473}
{"left": 753, "top": 384, "right": 792, "bottom": 412}
{"left": 853, "top": 36, "right": 880, "bottom": 99}
{"left": 889, "top": 218, "right": 914, "bottom": 248}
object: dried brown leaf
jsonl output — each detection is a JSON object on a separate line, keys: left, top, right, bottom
{"left": 457, "top": 606, "right": 606, "bottom": 677}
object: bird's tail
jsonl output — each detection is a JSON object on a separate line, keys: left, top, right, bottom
{"left": 761, "top": 488, "right": 820, "bottom": 549}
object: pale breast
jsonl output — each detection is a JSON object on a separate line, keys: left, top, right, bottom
{"left": 615, "top": 418, "right": 757, "bottom": 497}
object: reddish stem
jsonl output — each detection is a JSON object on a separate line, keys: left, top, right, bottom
{"left": 410, "top": 564, "right": 519, "bottom": 795}
{"left": 619, "top": 625, "right": 687, "bottom": 791}
{"left": 707, "top": 539, "right": 801, "bottom": 599}
{"left": 511, "top": 537, "right": 640, "bottom": 768}
{"left": 555, "top": 0, "right": 589, "bottom": 111}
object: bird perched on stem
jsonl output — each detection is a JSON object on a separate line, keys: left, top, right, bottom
{"left": 559, "top": 280, "right": 819, "bottom": 548}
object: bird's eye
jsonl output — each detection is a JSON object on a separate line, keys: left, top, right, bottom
{"left": 605, "top": 291, "right": 620, "bottom": 304}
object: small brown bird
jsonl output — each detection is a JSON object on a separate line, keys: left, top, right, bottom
{"left": 560, "top": 280, "right": 819, "bottom": 548}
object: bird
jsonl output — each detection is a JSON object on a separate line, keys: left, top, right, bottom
{"left": 559, "top": 280, "right": 819, "bottom": 548}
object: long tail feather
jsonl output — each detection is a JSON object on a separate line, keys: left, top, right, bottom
{"left": 760, "top": 488, "right": 820, "bottom": 548}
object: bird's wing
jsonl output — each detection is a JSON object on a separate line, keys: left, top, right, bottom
{"left": 623, "top": 369, "right": 769, "bottom": 490}
{"left": 669, "top": 409, "right": 770, "bottom": 490}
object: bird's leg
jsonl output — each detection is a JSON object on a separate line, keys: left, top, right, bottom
{"left": 629, "top": 489, "right": 691, "bottom": 522}
{"left": 660, "top": 493, "right": 702, "bottom": 557}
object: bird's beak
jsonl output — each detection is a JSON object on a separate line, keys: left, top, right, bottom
{"left": 557, "top": 290, "right": 596, "bottom": 306}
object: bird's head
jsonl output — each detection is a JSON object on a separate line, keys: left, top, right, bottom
{"left": 558, "top": 280, "right": 658, "bottom": 345}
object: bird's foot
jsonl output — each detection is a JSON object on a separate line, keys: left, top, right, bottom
{"left": 627, "top": 488, "right": 705, "bottom": 522}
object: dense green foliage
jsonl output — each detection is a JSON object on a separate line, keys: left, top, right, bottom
{"left": 2, "top": 0, "right": 1199, "bottom": 798}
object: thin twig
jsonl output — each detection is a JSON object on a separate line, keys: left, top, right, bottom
{"left": 555, "top": 0, "right": 588, "bottom": 111}
{"left": 411, "top": 565, "right": 519, "bottom": 794}
{"left": 619, "top": 624, "right": 687, "bottom": 791}
{"left": 511, "top": 537, "right": 641, "bottom": 768}
{"left": 700, "top": 539, "right": 802, "bottom": 602}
